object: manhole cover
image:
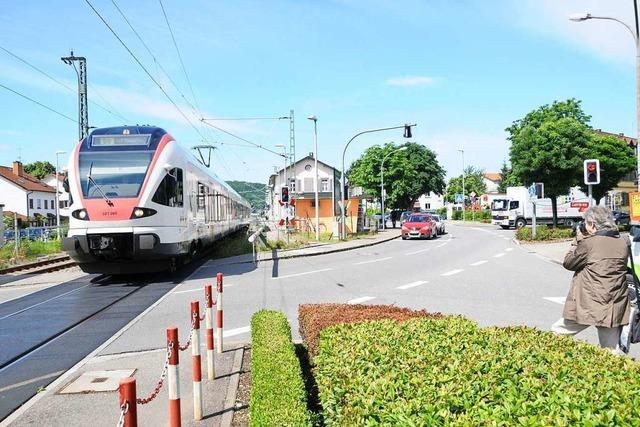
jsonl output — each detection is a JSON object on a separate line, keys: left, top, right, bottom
{"left": 59, "top": 369, "right": 136, "bottom": 394}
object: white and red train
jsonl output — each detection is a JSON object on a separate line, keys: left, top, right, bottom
{"left": 63, "top": 125, "right": 251, "bottom": 274}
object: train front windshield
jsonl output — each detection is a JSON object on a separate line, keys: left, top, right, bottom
{"left": 78, "top": 150, "right": 154, "bottom": 198}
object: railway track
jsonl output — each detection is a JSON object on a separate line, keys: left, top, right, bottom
{"left": 0, "top": 255, "right": 77, "bottom": 276}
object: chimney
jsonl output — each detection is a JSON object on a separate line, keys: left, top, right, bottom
{"left": 12, "top": 161, "right": 23, "bottom": 177}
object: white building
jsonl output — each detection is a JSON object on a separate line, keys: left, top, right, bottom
{"left": 0, "top": 161, "right": 57, "bottom": 226}
{"left": 483, "top": 172, "right": 502, "bottom": 194}
{"left": 416, "top": 192, "right": 445, "bottom": 211}
{"left": 42, "top": 173, "right": 70, "bottom": 217}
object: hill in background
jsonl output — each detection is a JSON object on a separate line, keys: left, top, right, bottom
{"left": 227, "top": 180, "right": 267, "bottom": 212}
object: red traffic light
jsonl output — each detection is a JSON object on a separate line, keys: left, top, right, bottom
{"left": 587, "top": 162, "right": 597, "bottom": 172}
{"left": 583, "top": 159, "right": 600, "bottom": 185}
{"left": 281, "top": 186, "right": 289, "bottom": 203}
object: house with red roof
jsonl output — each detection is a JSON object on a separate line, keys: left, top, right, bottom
{"left": 0, "top": 161, "right": 57, "bottom": 226}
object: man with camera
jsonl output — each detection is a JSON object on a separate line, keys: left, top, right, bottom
{"left": 551, "top": 206, "right": 630, "bottom": 352}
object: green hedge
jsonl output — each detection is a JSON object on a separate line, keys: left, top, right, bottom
{"left": 249, "top": 310, "right": 311, "bottom": 426}
{"left": 451, "top": 210, "right": 491, "bottom": 222}
{"left": 516, "top": 226, "right": 574, "bottom": 241}
{"left": 315, "top": 317, "right": 640, "bottom": 426}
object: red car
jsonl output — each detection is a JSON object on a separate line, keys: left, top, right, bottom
{"left": 401, "top": 214, "right": 437, "bottom": 240}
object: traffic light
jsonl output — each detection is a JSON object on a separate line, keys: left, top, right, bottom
{"left": 583, "top": 159, "right": 600, "bottom": 185}
{"left": 403, "top": 124, "right": 412, "bottom": 138}
{"left": 281, "top": 186, "right": 289, "bottom": 203}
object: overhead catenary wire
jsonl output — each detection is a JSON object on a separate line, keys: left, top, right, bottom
{"left": 0, "top": 43, "right": 129, "bottom": 123}
{"left": 0, "top": 82, "right": 77, "bottom": 123}
{"left": 84, "top": 0, "right": 206, "bottom": 140}
{"left": 200, "top": 119, "right": 285, "bottom": 158}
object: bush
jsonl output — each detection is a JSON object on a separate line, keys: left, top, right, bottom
{"left": 315, "top": 316, "right": 640, "bottom": 426}
{"left": 516, "top": 226, "right": 574, "bottom": 242}
{"left": 249, "top": 310, "right": 311, "bottom": 426}
{"left": 298, "top": 303, "right": 439, "bottom": 357}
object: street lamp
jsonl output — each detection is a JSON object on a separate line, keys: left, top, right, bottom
{"left": 55, "top": 150, "right": 67, "bottom": 239}
{"left": 381, "top": 146, "right": 408, "bottom": 230}
{"left": 307, "top": 115, "right": 320, "bottom": 241}
{"left": 340, "top": 123, "right": 416, "bottom": 239}
{"left": 569, "top": 11, "right": 640, "bottom": 190}
{"left": 458, "top": 148, "right": 465, "bottom": 222}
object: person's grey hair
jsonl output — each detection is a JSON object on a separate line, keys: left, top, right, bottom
{"left": 583, "top": 206, "right": 617, "bottom": 231}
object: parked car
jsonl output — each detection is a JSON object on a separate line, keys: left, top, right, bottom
{"left": 401, "top": 214, "right": 437, "bottom": 240}
{"left": 399, "top": 210, "right": 413, "bottom": 224}
{"left": 613, "top": 211, "right": 630, "bottom": 226}
{"left": 431, "top": 214, "right": 446, "bottom": 235}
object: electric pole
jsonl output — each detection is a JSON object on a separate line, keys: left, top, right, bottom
{"left": 288, "top": 109, "right": 296, "bottom": 192}
{"left": 61, "top": 51, "right": 89, "bottom": 139}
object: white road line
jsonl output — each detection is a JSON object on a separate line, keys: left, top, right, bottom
{"left": 505, "top": 248, "right": 513, "bottom": 252}
{"left": 544, "top": 297, "right": 566, "bottom": 305}
{"left": 0, "top": 370, "right": 66, "bottom": 393}
{"left": 405, "top": 248, "right": 431, "bottom": 255}
{"left": 347, "top": 296, "right": 376, "bottom": 304}
{"left": 223, "top": 326, "right": 251, "bottom": 337}
{"left": 441, "top": 269, "right": 463, "bottom": 277}
{"left": 173, "top": 285, "right": 233, "bottom": 294}
{"left": 436, "top": 243, "right": 447, "bottom": 248}
{"left": 494, "top": 253, "right": 506, "bottom": 258}
{"left": 396, "top": 280, "right": 428, "bottom": 290}
{"left": 470, "top": 260, "right": 488, "bottom": 266}
{"left": 271, "top": 268, "right": 333, "bottom": 279}
{"left": 0, "top": 283, "right": 92, "bottom": 321}
{"left": 353, "top": 257, "right": 392, "bottom": 266}
{"left": 503, "top": 237, "right": 510, "bottom": 240}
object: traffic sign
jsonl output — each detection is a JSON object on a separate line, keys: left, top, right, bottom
{"left": 454, "top": 193, "right": 464, "bottom": 203}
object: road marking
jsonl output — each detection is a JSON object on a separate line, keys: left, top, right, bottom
{"left": 396, "top": 280, "right": 428, "bottom": 290}
{"left": 347, "top": 296, "right": 375, "bottom": 304}
{"left": 505, "top": 248, "right": 513, "bottom": 252}
{"left": 0, "top": 283, "right": 92, "bottom": 321}
{"left": 0, "top": 370, "right": 66, "bottom": 393}
{"left": 405, "top": 248, "right": 431, "bottom": 255}
{"left": 436, "top": 243, "right": 447, "bottom": 248}
{"left": 503, "top": 237, "right": 510, "bottom": 240}
{"left": 544, "top": 297, "right": 566, "bottom": 305}
{"left": 494, "top": 253, "right": 506, "bottom": 258}
{"left": 224, "top": 326, "right": 250, "bottom": 337}
{"left": 173, "top": 285, "right": 233, "bottom": 294}
{"left": 470, "top": 260, "right": 488, "bottom": 266}
{"left": 271, "top": 268, "right": 333, "bottom": 279}
{"left": 353, "top": 257, "right": 392, "bottom": 266}
{"left": 441, "top": 269, "right": 463, "bottom": 276}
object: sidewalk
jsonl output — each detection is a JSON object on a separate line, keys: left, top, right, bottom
{"left": 3, "top": 229, "right": 401, "bottom": 426}
{"left": 517, "top": 240, "right": 572, "bottom": 265}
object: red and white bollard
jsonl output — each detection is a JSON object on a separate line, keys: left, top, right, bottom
{"left": 205, "top": 284, "right": 215, "bottom": 379}
{"left": 216, "top": 273, "right": 224, "bottom": 354}
{"left": 191, "top": 301, "right": 203, "bottom": 421}
{"left": 167, "top": 327, "right": 181, "bottom": 427}
{"left": 118, "top": 377, "right": 137, "bottom": 427}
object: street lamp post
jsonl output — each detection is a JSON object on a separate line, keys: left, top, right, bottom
{"left": 340, "top": 124, "right": 415, "bottom": 239}
{"left": 570, "top": 12, "right": 640, "bottom": 191}
{"left": 55, "top": 150, "right": 66, "bottom": 240}
{"left": 458, "top": 149, "right": 465, "bottom": 222}
{"left": 381, "top": 146, "right": 408, "bottom": 230}
{"left": 307, "top": 115, "right": 320, "bottom": 241}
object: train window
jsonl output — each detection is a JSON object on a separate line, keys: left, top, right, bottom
{"left": 197, "top": 183, "right": 207, "bottom": 210}
{"left": 152, "top": 168, "right": 183, "bottom": 207}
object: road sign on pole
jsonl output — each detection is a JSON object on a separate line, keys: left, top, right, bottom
{"left": 454, "top": 193, "right": 464, "bottom": 203}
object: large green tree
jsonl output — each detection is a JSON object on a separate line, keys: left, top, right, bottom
{"left": 579, "top": 133, "right": 635, "bottom": 204}
{"left": 444, "top": 166, "right": 487, "bottom": 203}
{"left": 347, "top": 142, "right": 446, "bottom": 210}
{"left": 497, "top": 160, "right": 522, "bottom": 193}
{"left": 24, "top": 161, "right": 55, "bottom": 179}
{"left": 507, "top": 99, "right": 591, "bottom": 226}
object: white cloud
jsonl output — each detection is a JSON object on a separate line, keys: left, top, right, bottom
{"left": 505, "top": 0, "right": 636, "bottom": 65}
{"left": 385, "top": 75, "right": 436, "bottom": 87}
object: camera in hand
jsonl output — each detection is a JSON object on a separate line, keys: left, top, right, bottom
{"left": 578, "top": 221, "right": 587, "bottom": 235}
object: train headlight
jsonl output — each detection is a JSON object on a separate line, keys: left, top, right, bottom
{"left": 130, "top": 207, "right": 157, "bottom": 219}
{"left": 72, "top": 209, "right": 89, "bottom": 220}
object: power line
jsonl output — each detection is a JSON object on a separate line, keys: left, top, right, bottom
{"left": 0, "top": 82, "right": 77, "bottom": 123}
{"left": 84, "top": 0, "right": 206, "bottom": 139}
{"left": 200, "top": 119, "right": 285, "bottom": 157}
{"left": 0, "top": 43, "right": 129, "bottom": 122}
{"left": 202, "top": 116, "right": 290, "bottom": 121}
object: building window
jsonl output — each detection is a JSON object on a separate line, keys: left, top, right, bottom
{"left": 44, "top": 200, "right": 48, "bottom": 209}
{"left": 321, "top": 178, "right": 329, "bottom": 192}
{"left": 29, "top": 199, "right": 33, "bottom": 209}
{"left": 288, "top": 178, "right": 296, "bottom": 192}
{"left": 51, "top": 200, "right": 54, "bottom": 209}
{"left": 37, "top": 199, "right": 41, "bottom": 209}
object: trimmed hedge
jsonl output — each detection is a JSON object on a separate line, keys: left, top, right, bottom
{"left": 315, "top": 316, "right": 640, "bottom": 426}
{"left": 249, "top": 310, "right": 311, "bottom": 426}
{"left": 299, "top": 303, "right": 440, "bottom": 356}
{"left": 516, "top": 226, "right": 574, "bottom": 241}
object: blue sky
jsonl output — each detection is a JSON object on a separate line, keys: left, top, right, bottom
{"left": 0, "top": 0, "right": 638, "bottom": 183}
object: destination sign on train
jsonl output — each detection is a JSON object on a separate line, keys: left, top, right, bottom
{"left": 91, "top": 134, "right": 150, "bottom": 147}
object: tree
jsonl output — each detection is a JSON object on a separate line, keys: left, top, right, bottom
{"left": 578, "top": 133, "right": 635, "bottom": 204}
{"left": 444, "top": 166, "right": 487, "bottom": 203}
{"left": 24, "top": 161, "right": 55, "bottom": 179}
{"left": 347, "top": 142, "right": 446, "bottom": 210}
{"left": 507, "top": 99, "right": 591, "bottom": 226}
{"left": 497, "top": 159, "right": 523, "bottom": 193}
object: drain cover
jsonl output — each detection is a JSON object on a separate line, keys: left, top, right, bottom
{"left": 59, "top": 369, "right": 136, "bottom": 394}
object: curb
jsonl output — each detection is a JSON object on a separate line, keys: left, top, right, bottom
{"left": 221, "top": 346, "right": 245, "bottom": 427}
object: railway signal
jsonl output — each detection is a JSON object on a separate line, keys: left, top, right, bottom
{"left": 583, "top": 159, "right": 600, "bottom": 185}
{"left": 281, "top": 186, "right": 289, "bottom": 203}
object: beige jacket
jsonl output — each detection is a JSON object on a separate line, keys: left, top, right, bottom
{"left": 562, "top": 230, "right": 630, "bottom": 327}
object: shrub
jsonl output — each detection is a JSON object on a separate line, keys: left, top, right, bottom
{"left": 315, "top": 317, "right": 640, "bottom": 426}
{"left": 249, "top": 310, "right": 311, "bottom": 426}
{"left": 516, "top": 226, "right": 574, "bottom": 242}
{"left": 298, "top": 303, "right": 440, "bottom": 357}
